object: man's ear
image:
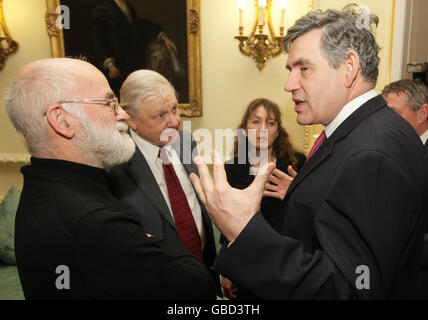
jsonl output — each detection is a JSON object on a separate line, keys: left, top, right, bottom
{"left": 45, "top": 104, "right": 75, "bottom": 139}
{"left": 127, "top": 117, "right": 138, "bottom": 131}
{"left": 344, "top": 50, "right": 360, "bottom": 88}
{"left": 417, "top": 103, "right": 428, "bottom": 123}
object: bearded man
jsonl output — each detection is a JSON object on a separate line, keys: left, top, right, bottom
{"left": 5, "top": 58, "right": 216, "bottom": 300}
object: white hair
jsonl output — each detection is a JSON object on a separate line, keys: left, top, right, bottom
{"left": 5, "top": 63, "right": 74, "bottom": 155}
{"left": 119, "top": 69, "right": 177, "bottom": 120}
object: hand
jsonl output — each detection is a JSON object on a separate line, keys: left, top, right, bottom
{"left": 189, "top": 150, "right": 276, "bottom": 242}
{"left": 108, "top": 64, "right": 122, "bottom": 79}
{"left": 263, "top": 165, "right": 297, "bottom": 200}
{"left": 221, "top": 276, "right": 238, "bottom": 300}
{"left": 163, "top": 36, "right": 178, "bottom": 54}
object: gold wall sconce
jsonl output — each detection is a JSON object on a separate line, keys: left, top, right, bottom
{"left": 0, "top": 0, "right": 19, "bottom": 70}
{"left": 235, "top": 0, "right": 286, "bottom": 70}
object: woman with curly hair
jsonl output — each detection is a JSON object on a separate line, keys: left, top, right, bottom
{"left": 221, "top": 98, "right": 306, "bottom": 300}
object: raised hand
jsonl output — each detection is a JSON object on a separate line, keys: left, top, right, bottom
{"left": 263, "top": 165, "right": 297, "bottom": 200}
{"left": 189, "top": 150, "right": 275, "bottom": 242}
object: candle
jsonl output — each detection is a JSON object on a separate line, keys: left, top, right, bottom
{"left": 238, "top": 0, "right": 245, "bottom": 28}
{"left": 279, "top": 0, "right": 287, "bottom": 28}
{"left": 258, "top": 0, "right": 266, "bottom": 26}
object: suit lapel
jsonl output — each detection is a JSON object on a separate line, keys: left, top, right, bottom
{"left": 285, "top": 95, "right": 387, "bottom": 199}
{"left": 126, "top": 148, "right": 176, "bottom": 228}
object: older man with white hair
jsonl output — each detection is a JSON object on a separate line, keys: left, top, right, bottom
{"left": 108, "top": 70, "right": 222, "bottom": 296}
{"left": 5, "top": 58, "right": 217, "bottom": 300}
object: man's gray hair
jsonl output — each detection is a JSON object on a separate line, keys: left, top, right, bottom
{"left": 120, "top": 69, "right": 177, "bottom": 120}
{"left": 382, "top": 79, "right": 428, "bottom": 111}
{"left": 5, "top": 63, "right": 74, "bottom": 155}
{"left": 282, "top": 4, "right": 380, "bottom": 82}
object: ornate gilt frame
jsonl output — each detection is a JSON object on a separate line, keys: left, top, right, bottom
{"left": 45, "top": 0, "right": 202, "bottom": 117}
{"left": 0, "top": 0, "right": 19, "bottom": 70}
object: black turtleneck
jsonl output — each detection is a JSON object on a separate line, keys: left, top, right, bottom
{"left": 16, "top": 157, "right": 217, "bottom": 300}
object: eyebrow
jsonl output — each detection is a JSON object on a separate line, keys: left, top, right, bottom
{"left": 105, "top": 92, "right": 115, "bottom": 99}
{"left": 286, "top": 58, "right": 314, "bottom": 71}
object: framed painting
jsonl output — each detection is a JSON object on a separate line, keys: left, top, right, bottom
{"left": 45, "top": 0, "right": 202, "bottom": 116}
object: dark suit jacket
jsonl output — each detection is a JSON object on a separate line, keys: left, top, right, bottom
{"left": 421, "top": 140, "right": 428, "bottom": 299}
{"left": 214, "top": 95, "right": 428, "bottom": 299}
{"left": 15, "top": 158, "right": 217, "bottom": 299}
{"left": 108, "top": 130, "right": 222, "bottom": 296}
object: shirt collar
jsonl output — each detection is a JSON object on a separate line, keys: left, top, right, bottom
{"left": 420, "top": 129, "right": 428, "bottom": 145}
{"left": 325, "top": 89, "right": 379, "bottom": 138}
{"left": 130, "top": 130, "right": 174, "bottom": 164}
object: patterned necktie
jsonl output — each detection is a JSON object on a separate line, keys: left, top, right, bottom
{"left": 159, "top": 148, "right": 203, "bottom": 261}
{"left": 307, "top": 130, "right": 327, "bottom": 161}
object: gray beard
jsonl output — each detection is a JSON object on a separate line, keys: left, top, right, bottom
{"left": 74, "top": 116, "right": 136, "bottom": 170}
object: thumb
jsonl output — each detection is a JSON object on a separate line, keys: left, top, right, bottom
{"left": 248, "top": 162, "right": 276, "bottom": 195}
{"left": 287, "top": 165, "right": 298, "bottom": 178}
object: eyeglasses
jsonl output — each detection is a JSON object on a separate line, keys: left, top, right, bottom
{"left": 57, "top": 97, "right": 119, "bottom": 112}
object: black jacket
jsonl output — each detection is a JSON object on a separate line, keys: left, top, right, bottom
{"left": 15, "top": 158, "right": 217, "bottom": 299}
{"left": 107, "top": 131, "right": 222, "bottom": 297}
{"left": 215, "top": 95, "right": 428, "bottom": 299}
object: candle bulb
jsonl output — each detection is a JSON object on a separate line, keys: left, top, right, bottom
{"left": 258, "top": 0, "right": 266, "bottom": 26}
{"left": 258, "top": 8, "right": 264, "bottom": 26}
{"left": 280, "top": 9, "right": 285, "bottom": 28}
{"left": 279, "top": 0, "right": 287, "bottom": 29}
{"left": 238, "top": 0, "right": 245, "bottom": 32}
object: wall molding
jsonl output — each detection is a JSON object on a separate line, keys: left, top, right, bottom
{"left": 0, "top": 153, "right": 30, "bottom": 165}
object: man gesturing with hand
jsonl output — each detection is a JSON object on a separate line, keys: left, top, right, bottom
{"left": 190, "top": 6, "right": 428, "bottom": 300}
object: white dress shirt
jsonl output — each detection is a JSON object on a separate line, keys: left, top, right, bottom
{"left": 420, "top": 129, "right": 428, "bottom": 145}
{"left": 131, "top": 130, "right": 206, "bottom": 249}
{"left": 325, "top": 89, "right": 379, "bottom": 138}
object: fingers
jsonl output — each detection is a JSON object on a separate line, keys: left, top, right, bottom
{"left": 193, "top": 156, "right": 214, "bottom": 197}
{"left": 221, "top": 276, "right": 238, "bottom": 300}
{"left": 249, "top": 162, "right": 276, "bottom": 195}
{"left": 263, "top": 190, "right": 282, "bottom": 200}
{"left": 287, "top": 165, "right": 298, "bottom": 178}
{"left": 211, "top": 150, "right": 228, "bottom": 191}
{"left": 189, "top": 172, "right": 207, "bottom": 205}
{"left": 268, "top": 174, "right": 281, "bottom": 185}
{"left": 264, "top": 182, "right": 279, "bottom": 192}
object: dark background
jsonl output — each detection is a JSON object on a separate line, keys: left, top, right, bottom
{"left": 61, "top": 0, "right": 189, "bottom": 102}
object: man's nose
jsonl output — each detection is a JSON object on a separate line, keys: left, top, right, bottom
{"left": 166, "top": 112, "right": 180, "bottom": 127}
{"left": 115, "top": 105, "right": 130, "bottom": 121}
{"left": 284, "top": 71, "right": 300, "bottom": 93}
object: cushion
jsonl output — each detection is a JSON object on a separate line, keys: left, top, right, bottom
{"left": 0, "top": 186, "right": 21, "bottom": 265}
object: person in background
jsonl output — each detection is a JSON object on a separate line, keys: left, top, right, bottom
{"left": 382, "top": 79, "right": 428, "bottom": 152}
{"left": 108, "top": 69, "right": 222, "bottom": 296}
{"left": 221, "top": 98, "right": 306, "bottom": 300}
{"left": 382, "top": 79, "right": 428, "bottom": 300}
{"left": 5, "top": 58, "right": 216, "bottom": 299}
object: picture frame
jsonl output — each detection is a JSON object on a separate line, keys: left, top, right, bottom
{"left": 45, "top": 0, "right": 202, "bottom": 117}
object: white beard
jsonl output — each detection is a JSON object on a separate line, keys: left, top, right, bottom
{"left": 72, "top": 112, "right": 136, "bottom": 170}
